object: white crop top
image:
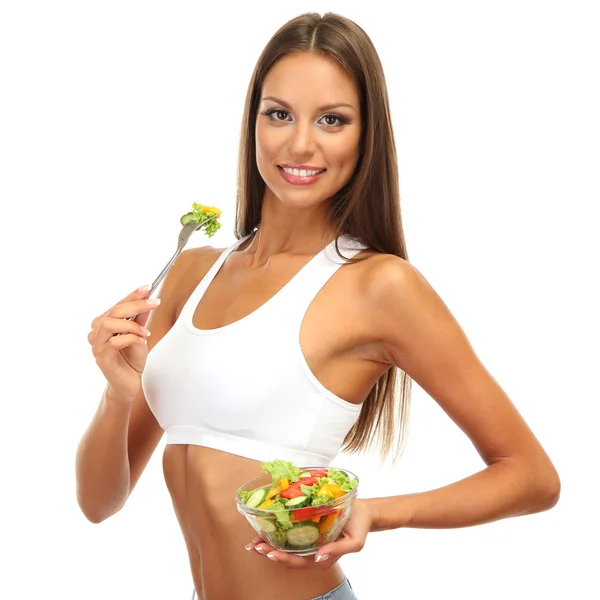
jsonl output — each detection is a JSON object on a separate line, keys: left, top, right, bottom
{"left": 142, "top": 232, "right": 368, "bottom": 466}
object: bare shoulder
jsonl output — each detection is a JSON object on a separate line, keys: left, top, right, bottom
{"left": 356, "top": 252, "right": 462, "bottom": 362}
{"left": 351, "top": 251, "right": 424, "bottom": 324}
{"left": 360, "top": 251, "right": 423, "bottom": 294}
{"left": 162, "top": 244, "right": 226, "bottom": 321}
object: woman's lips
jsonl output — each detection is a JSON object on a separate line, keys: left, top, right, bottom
{"left": 277, "top": 165, "right": 327, "bottom": 186}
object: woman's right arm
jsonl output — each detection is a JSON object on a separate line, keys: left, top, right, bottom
{"left": 75, "top": 248, "right": 199, "bottom": 523}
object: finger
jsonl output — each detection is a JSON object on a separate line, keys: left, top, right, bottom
{"left": 89, "top": 297, "right": 160, "bottom": 344}
{"left": 315, "top": 536, "right": 363, "bottom": 562}
{"left": 116, "top": 284, "right": 153, "bottom": 306}
{"left": 90, "top": 285, "right": 153, "bottom": 329}
{"left": 106, "top": 297, "right": 161, "bottom": 321}
{"left": 134, "top": 310, "right": 151, "bottom": 329}
{"left": 90, "top": 316, "right": 151, "bottom": 348}
{"left": 247, "top": 536, "right": 265, "bottom": 546}
{"left": 252, "top": 542, "right": 274, "bottom": 555}
{"left": 244, "top": 535, "right": 265, "bottom": 552}
{"left": 247, "top": 540, "right": 338, "bottom": 569}
{"left": 255, "top": 546, "right": 329, "bottom": 569}
{"left": 94, "top": 333, "right": 146, "bottom": 365}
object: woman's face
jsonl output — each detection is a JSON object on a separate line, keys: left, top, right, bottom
{"left": 255, "top": 52, "right": 361, "bottom": 212}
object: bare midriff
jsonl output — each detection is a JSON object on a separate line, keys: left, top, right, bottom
{"left": 159, "top": 240, "right": 390, "bottom": 599}
{"left": 163, "top": 445, "right": 346, "bottom": 599}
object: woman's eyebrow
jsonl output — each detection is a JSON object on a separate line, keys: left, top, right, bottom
{"left": 260, "top": 95, "right": 357, "bottom": 112}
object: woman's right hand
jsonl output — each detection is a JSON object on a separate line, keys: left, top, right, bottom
{"left": 88, "top": 285, "right": 161, "bottom": 404}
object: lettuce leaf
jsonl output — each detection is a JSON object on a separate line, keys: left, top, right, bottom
{"left": 311, "top": 495, "right": 335, "bottom": 506}
{"left": 261, "top": 460, "right": 302, "bottom": 485}
{"left": 326, "top": 468, "right": 357, "bottom": 492}
{"left": 188, "top": 203, "right": 222, "bottom": 238}
{"left": 238, "top": 489, "right": 252, "bottom": 504}
{"left": 270, "top": 527, "right": 288, "bottom": 546}
{"left": 300, "top": 484, "right": 314, "bottom": 497}
{"left": 340, "top": 480, "right": 358, "bottom": 493}
{"left": 266, "top": 501, "right": 293, "bottom": 530}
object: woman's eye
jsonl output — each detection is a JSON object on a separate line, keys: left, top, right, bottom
{"left": 266, "top": 109, "right": 291, "bottom": 122}
{"left": 263, "top": 109, "right": 346, "bottom": 127}
{"left": 320, "top": 114, "right": 345, "bottom": 127}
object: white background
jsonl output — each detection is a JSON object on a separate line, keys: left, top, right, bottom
{"left": 1, "top": 1, "right": 598, "bottom": 598}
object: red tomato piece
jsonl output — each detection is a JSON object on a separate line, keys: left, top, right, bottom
{"left": 309, "top": 469, "right": 330, "bottom": 478}
{"left": 299, "top": 477, "right": 319, "bottom": 485}
{"left": 279, "top": 477, "right": 318, "bottom": 499}
{"left": 293, "top": 505, "right": 337, "bottom": 522}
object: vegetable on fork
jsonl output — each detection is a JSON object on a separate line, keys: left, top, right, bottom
{"left": 180, "top": 202, "right": 223, "bottom": 238}
{"left": 119, "top": 202, "right": 224, "bottom": 328}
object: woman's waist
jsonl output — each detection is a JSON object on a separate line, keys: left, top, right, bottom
{"left": 191, "top": 547, "right": 346, "bottom": 600}
{"left": 163, "top": 445, "right": 346, "bottom": 600}
{"left": 181, "top": 495, "right": 346, "bottom": 600}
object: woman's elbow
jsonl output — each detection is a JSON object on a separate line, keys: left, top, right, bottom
{"left": 76, "top": 490, "right": 122, "bottom": 524}
{"left": 536, "top": 465, "right": 561, "bottom": 511}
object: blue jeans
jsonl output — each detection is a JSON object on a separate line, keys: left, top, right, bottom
{"left": 311, "top": 578, "right": 357, "bottom": 600}
{"left": 191, "top": 578, "right": 357, "bottom": 599}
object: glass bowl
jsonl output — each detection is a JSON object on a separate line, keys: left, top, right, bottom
{"left": 235, "top": 467, "right": 359, "bottom": 556}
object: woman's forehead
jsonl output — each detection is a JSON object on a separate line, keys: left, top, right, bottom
{"left": 262, "top": 54, "right": 359, "bottom": 108}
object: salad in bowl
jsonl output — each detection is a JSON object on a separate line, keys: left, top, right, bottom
{"left": 235, "top": 459, "right": 359, "bottom": 556}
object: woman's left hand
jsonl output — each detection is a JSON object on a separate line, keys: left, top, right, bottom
{"left": 244, "top": 498, "right": 373, "bottom": 569}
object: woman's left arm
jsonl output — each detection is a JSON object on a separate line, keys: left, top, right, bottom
{"left": 246, "top": 256, "right": 560, "bottom": 567}
{"left": 365, "top": 255, "right": 560, "bottom": 532}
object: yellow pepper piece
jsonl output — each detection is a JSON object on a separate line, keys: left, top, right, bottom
{"left": 206, "top": 206, "right": 222, "bottom": 218}
{"left": 258, "top": 499, "right": 273, "bottom": 510}
{"left": 319, "top": 512, "right": 339, "bottom": 534}
{"left": 280, "top": 478, "right": 290, "bottom": 491}
{"left": 266, "top": 486, "right": 281, "bottom": 500}
{"left": 317, "top": 483, "right": 344, "bottom": 499}
{"left": 195, "top": 204, "right": 222, "bottom": 218}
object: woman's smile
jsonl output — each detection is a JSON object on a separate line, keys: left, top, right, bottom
{"left": 277, "top": 164, "right": 327, "bottom": 186}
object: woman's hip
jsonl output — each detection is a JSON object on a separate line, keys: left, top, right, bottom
{"left": 191, "top": 577, "right": 357, "bottom": 600}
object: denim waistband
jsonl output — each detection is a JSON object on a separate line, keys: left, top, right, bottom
{"left": 311, "top": 577, "right": 356, "bottom": 600}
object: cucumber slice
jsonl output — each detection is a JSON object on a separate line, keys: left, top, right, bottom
{"left": 255, "top": 517, "right": 276, "bottom": 534}
{"left": 286, "top": 523, "right": 320, "bottom": 548}
{"left": 245, "top": 487, "right": 268, "bottom": 508}
{"left": 180, "top": 212, "right": 196, "bottom": 226}
{"left": 285, "top": 495, "right": 308, "bottom": 508}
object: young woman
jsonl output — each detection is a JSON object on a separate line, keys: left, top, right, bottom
{"left": 76, "top": 12, "right": 560, "bottom": 600}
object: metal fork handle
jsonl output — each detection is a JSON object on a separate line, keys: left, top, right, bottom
{"left": 121, "top": 214, "right": 217, "bottom": 325}
{"left": 123, "top": 246, "right": 183, "bottom": 322}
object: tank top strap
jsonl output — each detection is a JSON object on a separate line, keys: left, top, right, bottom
{"left": 274, "top": 234, "right": 369, "bottom": 331}
{"left": 177, "top": 232, "right": 254, "bottom": 324}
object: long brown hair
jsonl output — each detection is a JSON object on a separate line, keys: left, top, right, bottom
{"left": 235, "top": 12, "right": 412, "bottom": 465}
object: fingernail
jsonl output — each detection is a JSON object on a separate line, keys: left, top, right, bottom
{"left": 315, "top": 554, "right": 330, "bottom": 563}
{"left": 266, "top": 553, "right": 277, "bottom": 561}
{"left": 141, "top": 327, "right": 151, "bottom": 337}
{"left": 252, "top": 538, "right": 261, "bottom": 543}
{"left": 147, "top": 298, "right": 161, "bottom": 306}
{"left": 138, "top": 284, "right": 151, "bottom": 292}
{"left": 244, "top": 544, "right": 253, "bottom": 551}
{"left": 255, "top": 545, "right": 265, "bottom": 553}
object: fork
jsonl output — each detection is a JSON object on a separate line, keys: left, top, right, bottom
{"left": 122, "top": 214, "right": 218, "bottom": 325}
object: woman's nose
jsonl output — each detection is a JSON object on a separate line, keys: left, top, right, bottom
{"left": 288, "top": 121, "right": 316, "bottom": 157}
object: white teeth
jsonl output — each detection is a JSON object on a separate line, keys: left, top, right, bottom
{"left": 281, "top": 167, "right": 323, "bottom": 177}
